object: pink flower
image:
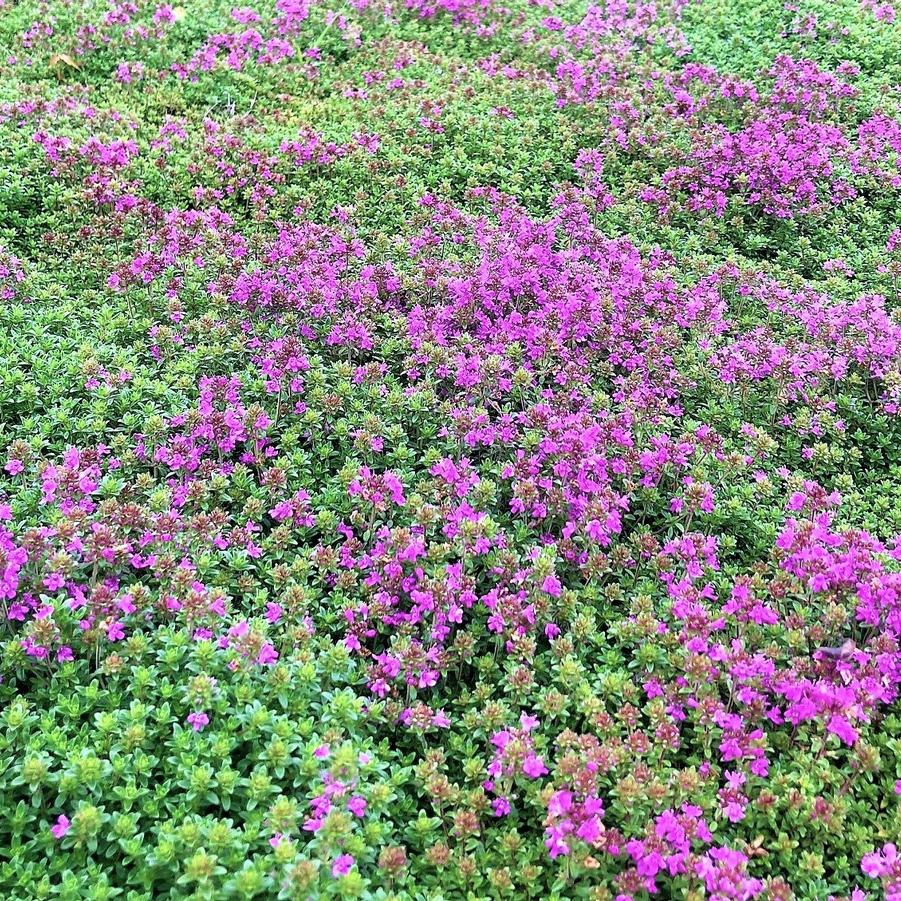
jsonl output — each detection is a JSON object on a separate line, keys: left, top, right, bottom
{"left": 432, "top": 710, "right": 451, "bottom": 728}
{"left": 576, "top": 817, "right": 601, "bottom": 843}
{"left": 827, "top": 713, "right": 858, "bottom": 745}
{"left": 187, "top": 711, "right": 209, "bottom": 732}
{"left": 265, "top": 602, "right": 282, "bottom": 624}
{"left": 43, "top": 572, "right": 64, "bottom": 591}
{"left": 548, "top": 790, "right": 573, "bottom": 818}
{"left": 545, "top": 827, "right": 570, "bottom": 858}
{"left": 861, "top": 851, "right": 883, "bottom": 878}
{"left": 787, "top": 490, "right": 807, "bottom": 511}
{"left": 331, "top": 854, "right": 354, "bottom": 877}
{"left": 542, "top": 575, "right": 562, "bottom": 597}
{"left": 492, "top": 796, "right": 511, "bottom": 816}
{"left": 51, "top": 815, "right": 70, "bottom": 839}
{"left": 347, "top": 795, "right": 367, "bottom": 817}
{"left": 861, "top": 843, "right": 896, "bottom": 878}
{"left": 522, "top": 754, "right": 548, "bottom": 779}
{"left": 383, "top": 471, "right": 406, "bottom": 506}
{"left": 257, "top": 643, "right": 278, "bottom": 665}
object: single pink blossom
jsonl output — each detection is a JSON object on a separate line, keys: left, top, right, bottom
{"left": 51, "top": 815, "right": 70, "bottom": 840}
{"left": 331, "top": 854, "right": 354, "bottom": 877}
{"left": 187, "top": 711, "right": 209, "bottom": 732}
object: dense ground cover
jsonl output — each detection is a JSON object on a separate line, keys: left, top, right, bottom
{"left": 1, "top": 0, "right": 901, "bottom": 897}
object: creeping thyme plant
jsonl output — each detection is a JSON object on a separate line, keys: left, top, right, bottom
{"left": 2, "top": 0, "right": 901, "bottom": 898}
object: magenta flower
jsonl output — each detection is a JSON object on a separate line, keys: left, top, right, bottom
{"left": 492, "top": 796, "right": 511, "bottom": 816}
{"left": 331, "top": 854, "right": 354, "bottom": 877}
{"left": 265, "top": 602, "right": 282, "bottom": 624}
{"left": 827, "top": 713, "right": 859, "bottom": 746}
{"left": 541, "top": 575, "right": 562, "bottom": 597}
{"left": 520, "top": 713, "right": 540, "bottom": 732}
{"left": 257, "top": 643, "right": 278, "bottom": 665}
{"left": 522, "top": 754, "right": 548, "bottom": 779}
{"left": 862, "top": 842, "right": 897, "bottom": 877}
{"left": 43, "top": 572, "right": 64, "bottom": 591}
{"left": 347, "top": 795, "right": 367, "bottom": 817}
{"left": 186, "top": 711, "right": 209, "bottom": 732}
{"left": 51, "top": 815, "right": 70, "bottom": 840}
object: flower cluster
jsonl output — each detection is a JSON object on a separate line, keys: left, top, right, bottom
{"left": 1, "top": 0, "right": 901, "bottom": 897}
